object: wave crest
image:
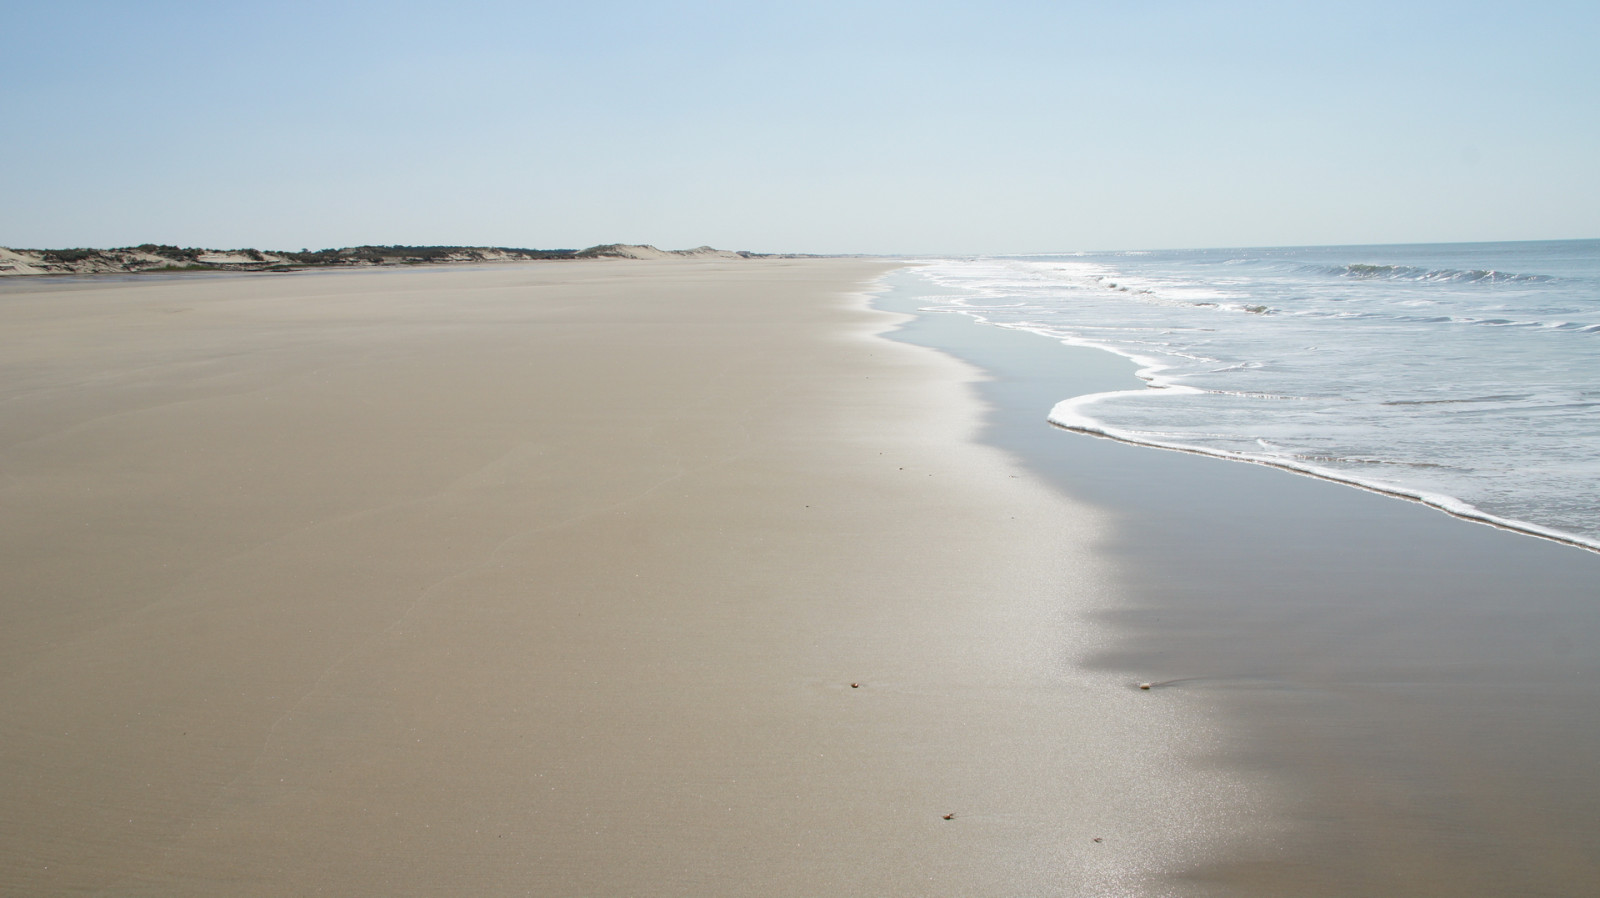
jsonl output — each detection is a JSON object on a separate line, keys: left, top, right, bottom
{"left": 1316, "top": 263, "right": 1554, "bottom": 284}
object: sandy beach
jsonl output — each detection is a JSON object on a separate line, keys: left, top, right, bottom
{"left": 0, "top": 261, "right": 1255, "bottom": 896}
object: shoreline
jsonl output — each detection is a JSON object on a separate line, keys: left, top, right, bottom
{"left": 908, "top": 243, "right": 1600, "bottom": 558}
{"left": 874, "top": 265, "right": 1600, "bottom": 895}
{"left": 901, "top": 282, "right": 1600, "bottom": 557}
{"left": 1049, "top": 418, "right": 1600, "bottom": 555}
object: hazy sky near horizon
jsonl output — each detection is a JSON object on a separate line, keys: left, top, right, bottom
{"left": 5, "top": 1, "right": 1598, "bottom": 254}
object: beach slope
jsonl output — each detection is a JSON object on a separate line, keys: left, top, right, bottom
{"left": 0, "top": 262, "right": 1245, "bottom": 895}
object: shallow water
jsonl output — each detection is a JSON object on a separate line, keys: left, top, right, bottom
{"left": 907, "top": 240, "right": 1600, "bottom": 549}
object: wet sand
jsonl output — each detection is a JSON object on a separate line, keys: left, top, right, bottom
{"left": 879, "top": 273, "right": 1600, "bottom": 897}
{"left": 0, "top": 261, "right": 1254, "bottom": 896}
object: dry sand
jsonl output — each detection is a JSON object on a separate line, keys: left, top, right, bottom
{"left": 0, "top": 262, "right": 1255, "bottom": 895}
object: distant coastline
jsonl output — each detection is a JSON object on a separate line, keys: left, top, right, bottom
{"left": 0, "top": 243, "right": 817, "bottom": 277}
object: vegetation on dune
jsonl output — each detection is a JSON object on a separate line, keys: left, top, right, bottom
{"left": 278, "top": 245, "right": 580, "bottom": 265}
{"left": 4, "top": 243, "right": 777, "bottom": 276}
{"left": 37, "top": 248, "right": 104, "bottom": 263}
{"left": 9, "top": 244, "right": 585, "bottom": 274}
{"left": 113, "top": 244, "right": 208, "bottom": 261}
{"left": 140, "top": 264, "right": 220, "bottom": 272}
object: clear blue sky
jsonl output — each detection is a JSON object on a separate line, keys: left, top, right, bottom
{"left": 4, "top": 0, "right": 1597, "bottom": 253}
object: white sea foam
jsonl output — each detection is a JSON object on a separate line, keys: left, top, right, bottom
{"left": 907, "top": 240, "right": 1600, "bottom": 553}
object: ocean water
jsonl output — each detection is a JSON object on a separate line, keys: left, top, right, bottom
{"left": 905, "top": 239, "right": 1600, "bottom": 551}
